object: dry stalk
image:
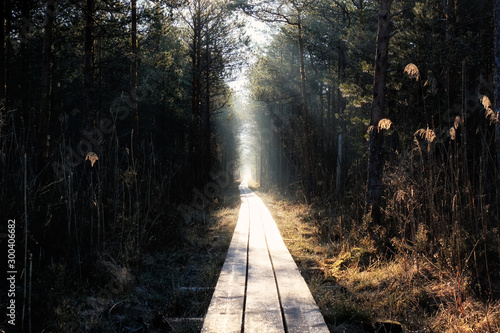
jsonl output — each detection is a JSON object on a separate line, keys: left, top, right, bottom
{"left": 404, "top": 63, "right": 421, "bottom": 81}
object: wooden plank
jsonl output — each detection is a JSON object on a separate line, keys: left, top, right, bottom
{"left": 244, "top": 194, "right": 284, "bottom": 333}
{"left": 202, "top": 183, "right": 328, "bottom": 333}
{"left": 256, "top": 195, "right": 330, "bottom": 333}
{"left": 201, "top": 195, "right": 250, "bottom": 333}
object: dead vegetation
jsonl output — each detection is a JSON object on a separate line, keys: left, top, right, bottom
{"left": 257, "top": 189, "right": 500, "bottom": 333}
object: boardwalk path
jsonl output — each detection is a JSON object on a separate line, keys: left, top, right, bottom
{"left": 202, "top": 181, "right": 329, "bottom": 333}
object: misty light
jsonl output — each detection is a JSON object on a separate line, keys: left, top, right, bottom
{"left": 228, "top": 15, "right": 272, "bottom": 181}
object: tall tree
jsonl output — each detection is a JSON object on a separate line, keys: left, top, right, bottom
{"left": 186, "top": 0, "right": 206, "bottom": 185}
{"left": 446, "top": 0, "right": 457, "bottom": 111}
{"left": 20, "top": 0, "right": 32, "bottom": 122}
{"left": 365, "top": 0, "right": 393, "bottom": 225}
{"left": 39, "top": 0, "right": 56, "bottom": 163}
{"left": 0, "top": 0, "right": 6, "bottom": 106}
{"left": 84, "top": 0, "right": 95, "bottom": 132}
{"left": 295, "top": 3, "right": 313, "bottom": 202}
{"left": 184, "top": 0, "right": 241, "bottom": 185}
{"left": 130, "top": 0, "right": 139, "bottom": 153}
{"left": 242, "top": 0, "right": 317, "bottom": 202}
{"left": 495, "top": 0, "right": 500, "bottom": 200}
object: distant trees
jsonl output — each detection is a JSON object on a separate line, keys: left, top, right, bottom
{"left": 242, "top": 0, "right": 320, "bottom": 202}
{"left": 247, "top": 0, "right": 364, "bottom": 200}
{"left": 1, "top": 0, "right": 241, "bottom": 184}
{"left": 0, "top": 0, "right": 241, "bottom": 329}
{"left": 186, "top": 0, "right": 244, "bottom": 185}
{"left": 246, "top": 0, "right": 499, "bottom": 281}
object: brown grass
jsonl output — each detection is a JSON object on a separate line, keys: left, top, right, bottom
{"left": 481, "top": 95, "right": 498, "bottom": 124}
{"left": 256, "top": 189, "right": 500, "bottom": 332}
{"left": 414, "top": 127, "right": 436, "bottom": 143}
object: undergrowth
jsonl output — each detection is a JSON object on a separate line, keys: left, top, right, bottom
{"left": 37, "top": 183, "right": 241, "bottom": 332}
{"left": 257, "top": 188, "right": 500, "bottom": 333}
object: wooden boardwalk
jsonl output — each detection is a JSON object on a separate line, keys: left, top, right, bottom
{"left": 202, "top": 181, "right": 329, "bottom": 333}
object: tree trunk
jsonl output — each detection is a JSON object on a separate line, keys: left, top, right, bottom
{"left": 326, "top": 67, "right": 332, "bottom": 172}
{"left": 366, "top": 0, "right": 393, "bottom": 224}
{"left": 20, "top": 0, "right": 31, "bottom": 122}
{"left": 84, "top": 0, "right": 95, "bottom": 132}
{"left": 297, "top": 19, "right": 312, "bottom": 203}
{"left": 336, "top": 39, "right": 345, "bottom": 195}
{"left": 0, "top": 0, "right": 5, "bottom": 105}
{"left": 203, "top": 27, "right": 211, "bottom": 182}
{"left": 495, "top": 0, "right": 500, "bottom": 203}
{"left": 130, "top": 0, "right": 138, "bottom": 154}
{"left": 39, "top": 0, "right": 56, "bottom": 163}
{"left": 446, "top": 0, "right": 457, "bottom": 112}
{"left": 190, "top": 0, "right": 203, "bottom": 185}
{"left": 319, "top": 82, "right": 325, "bottom": 154}
{"left": 3, "top": 0, "right": 11, "bottom": 132}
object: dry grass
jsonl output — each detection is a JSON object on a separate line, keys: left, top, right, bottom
{"left": 481, "top": 94, "right": 498, "bottom": 124}
{"left": 414, "top": 127, "right": 436, "bottom": 143}
{"left": 50, "top": 183, "right": 242, "bottom": 332}
{"left": 256, "top": 189, "right": 500, "bottom": 332}
{"left": 378, "top": 118, "right": 393, "bottom": 132}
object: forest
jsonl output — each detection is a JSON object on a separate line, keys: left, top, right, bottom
{"left": 0, "top": 0, "right": 499, "bottom": 332}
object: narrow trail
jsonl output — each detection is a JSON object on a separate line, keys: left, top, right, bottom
{"left": 202, "top": 180, "right": 329, "bottom": 333}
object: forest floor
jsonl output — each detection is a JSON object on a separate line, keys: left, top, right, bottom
{"left": 254, "top": 187, "right": 500, "bottom": 333}
{"left": 43, "top": 183, "right": 242, "bottom": 332}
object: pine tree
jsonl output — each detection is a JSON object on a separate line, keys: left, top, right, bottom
{"left": 366, "top": 0, "right": 393, "bottom": 225}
